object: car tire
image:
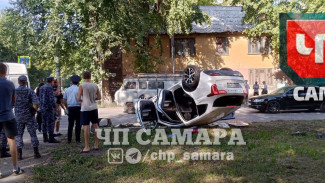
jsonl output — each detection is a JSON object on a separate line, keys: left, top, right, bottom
{"left": 320, "top": 102, "right": 325, "bottom": 113}
{"left": 126, "top": 102, "right": 135, "bottom": 114}
{"left": 266, "top": 101, "right": 280, "bottom": 113}
{"left": 182, "top": 65, "right": 200, "bottom": 92}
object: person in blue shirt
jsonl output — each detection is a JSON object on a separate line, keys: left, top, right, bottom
{"left": 63, "top": 75, "right": 82, "bottom": 143}
{"left": 15, "top": 75, "right": 41, "bottom": 160}
{"left": 39, "top": 77, "right": 60, "bottom": 143}
{"left": 0, "top": 63, "right": 24, "bottom": 176}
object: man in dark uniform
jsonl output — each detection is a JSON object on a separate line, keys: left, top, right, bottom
{"left": 0, "top": 130, "right": 10, "bottom": 158}
{"left": 39, "top": 77, "right": 60, "bottom": 143}
{"left": 63, "top": 75, "right": 82, "bottom": 143}
{"left": 15, "top": 75, "right": 41, "bottom": 159}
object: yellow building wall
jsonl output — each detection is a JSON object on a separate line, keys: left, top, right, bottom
{"left": 122, "top": 33, "right": 276, "bottom": 85}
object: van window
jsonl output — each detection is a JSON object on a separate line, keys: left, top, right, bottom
{"left": 125, "top": 82, "right": 136, "bottom": 89}
{"left": 139, "top": 81, "right": 147, "bottom": 89}
{"left": 148, "top": 81, "right": 164, "bottom": 89}
{"left": 157, "top": 81, "right": 164, "bottom": 89}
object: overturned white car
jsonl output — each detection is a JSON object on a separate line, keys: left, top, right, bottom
{"left": 135, "top": 65, "right": 246, "bottom": 129}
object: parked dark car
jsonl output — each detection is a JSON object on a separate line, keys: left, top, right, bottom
{"left": 248, "top": 86, "right": 325, "bottom": 113}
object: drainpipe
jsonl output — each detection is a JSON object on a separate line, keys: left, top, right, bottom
{"left": 171, "top": 36, "right": 175, "bottom": 74}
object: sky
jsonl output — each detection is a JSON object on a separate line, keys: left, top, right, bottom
{"left": 0, "top": 0, "right": 12, "bottom": 11}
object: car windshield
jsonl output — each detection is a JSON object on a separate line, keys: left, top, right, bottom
{"left": 269, "top": 86, "right": 292, "bottom": 95}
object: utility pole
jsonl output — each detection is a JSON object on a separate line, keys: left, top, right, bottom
{"left": 55, "top": 55, "right": 61, "bottom": 85}
{"left": 171, "top": 36, "right": 175, "bottom": 74}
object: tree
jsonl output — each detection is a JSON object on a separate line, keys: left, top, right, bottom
{"left": 5, "top": 0, "right": 210, "bottom": 79}
{"left": 273, "top": 69, "right": 294, "bottom": 85}
{"left": 232, "top": 0, "right": 325, "bottom": 65}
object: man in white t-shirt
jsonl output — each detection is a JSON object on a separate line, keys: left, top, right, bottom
{"left": 77, "top": 72, "right": 101, "bottom": 153}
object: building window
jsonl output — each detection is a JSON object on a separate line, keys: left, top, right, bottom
{"left": 216, "top": 37, "right": 229, "bottom": 55}
{"left": 248, "top": 68, "right": 274, "bottom": 86}
{"left": 173, "top": 38, "right": 196, "bottom": 57}
{"left": 248, "top": 37, "right": 271, "bottom": 55}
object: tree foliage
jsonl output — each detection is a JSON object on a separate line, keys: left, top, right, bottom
{"left": 0, "top": 0, "right": 210, "bottom": 85}
{"left": 232, "top": 0, "right": 325, "bottom": 65}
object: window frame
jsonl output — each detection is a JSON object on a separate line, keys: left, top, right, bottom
{"left": 148, "top": 81, "right": 164, "bottom": 89}
{"left": 248, "top": 37, "right": 271, "bottom": 55}
{"left": 216, "top": 37, "right": 229, "bottom": 55}
{"left": 139, "top": 81, "right": 147, "bottom": 89}
{"left": 172, "top": 38, "right": 196, "bottom": 57}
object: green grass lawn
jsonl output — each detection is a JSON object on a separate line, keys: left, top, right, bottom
{"left": 33, "top": 120, "right": 325, "bottom": 183}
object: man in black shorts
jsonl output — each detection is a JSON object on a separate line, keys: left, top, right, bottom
{"left": 0, "top": 63, "right": 24, "bottom": 178}
{"left": 77, "top": 72, "right": 101, "bottom": 153}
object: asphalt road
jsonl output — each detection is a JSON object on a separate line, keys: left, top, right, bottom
{"left": 96, "top": 106, "right": 325, "bottom": 125}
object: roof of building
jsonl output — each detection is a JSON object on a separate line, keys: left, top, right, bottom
{"left": 191, "top": 6, "right": 252, "bottom": 33}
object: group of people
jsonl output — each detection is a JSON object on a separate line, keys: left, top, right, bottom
{"left": 244, "top": 80, "right": 268, "bottom": 103}
{"left": 0, "top": 62, "right": 101, "bottom": 178}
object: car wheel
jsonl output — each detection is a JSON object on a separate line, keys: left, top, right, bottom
{"left": 126, "top": 102, "right": 135, "bottom": 114}
{"left": 182, "top": 65, "right": 200, "bottom": 92}
{"left": 267, "top": 101, "right": 280, "bottom": 113}
{"left": 321, "top": 102, "right": 325, "bottom": 113}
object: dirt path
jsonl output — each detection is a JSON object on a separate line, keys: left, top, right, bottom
{"left": 0, "top": 134, "right": 67, "bottom": 182}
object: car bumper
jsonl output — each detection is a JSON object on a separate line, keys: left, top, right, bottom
{"left": 248, "top": 101, "right": 266, "bottom": 111}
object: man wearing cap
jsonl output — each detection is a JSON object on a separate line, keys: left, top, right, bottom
{"left": 0, "top": 62, "right": 24, "bottom": 176}
{"left": 63, "top": 75, "right": 82, "bottom": 143}
{"left": 39, "top": 77, "right": 60, "bottom": 143}
{"left": 15, "top": 75, "right": 41, "bottom": 159}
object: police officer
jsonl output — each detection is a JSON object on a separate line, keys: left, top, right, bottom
{"left": 15, "top": 75, "right": 41, "bottom": 159}
{"left": 39, "top": 77, "right": 60, "bottom": 143}
{"left": 0, "top": 130, "right": 10, "bottom": 158}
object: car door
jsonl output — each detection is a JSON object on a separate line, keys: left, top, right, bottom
{"left": 304, "top": 86, "right": 320, "bottom": 109}
{"left": 296, "top": 87, "right": 310, "bottom": 109}
{"left": 283, "top": 88, "right": 300, "bottom": 109}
